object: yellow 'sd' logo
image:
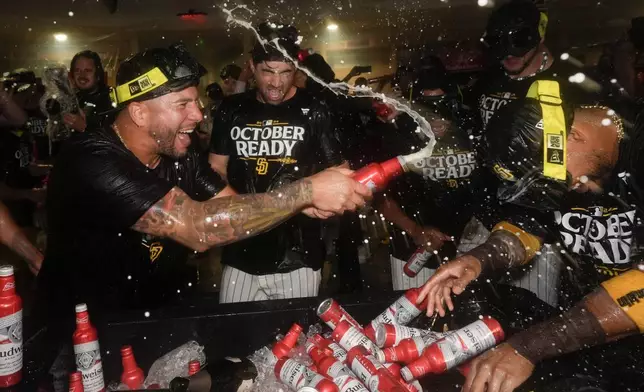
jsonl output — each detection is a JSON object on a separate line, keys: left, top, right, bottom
{"left": 493, "top": 164, "right": 516, "bottom": 181}
{"left": 150, "top": 242, "right": 163, "bottom": 263}
{"left": 256, "top": 158, "right": 269, "bottom": 175}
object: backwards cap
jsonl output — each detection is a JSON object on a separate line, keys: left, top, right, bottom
{"left": 251, "top": 22, "right": 301, "bottom": 64}
{"left": 110, "top": 42, "right": 205, "bottom": 108}
{"left": 483, "top": 0, "right": 548, "bottom": 59}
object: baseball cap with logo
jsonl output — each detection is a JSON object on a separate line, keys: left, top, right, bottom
{"left": 110, "top": 42, "right": 206, "bottom": 109}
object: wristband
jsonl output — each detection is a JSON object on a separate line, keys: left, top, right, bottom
{"left": 465, "top": 228, "right": 528, "bottom": 272}
{"left": 492, "top": 221, "right": 542, "bottom": 263}
{"left": 601, "top": 269, "right": 644, "bottom": 332}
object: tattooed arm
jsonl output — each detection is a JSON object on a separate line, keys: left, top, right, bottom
{"left": 0, "top": 202, "right": 43, "bottom": 275}
{"left": 133, "top": 167, "right": 371, "bottom": 252}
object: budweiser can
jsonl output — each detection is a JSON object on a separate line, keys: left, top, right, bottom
{"left": 367, "top": 369, "right": 408, "bottom": 392}
{"left": 69, "top": 371, "right": 84, "bottom": 392}
{"left": 303, "top": 373, "right": 339, "bottom": 392}
{"left": 73, "top": 303, "right": 105, "bottom": 392}
{"left": 403, "top": 248, "right": 433, "bottom": 277}
{"left": 333, "top": 375, "right": 368, "bottom": 392}
{"left": 384, "top": 362, "right": 402, "bottom": 380}
{"left": 0, "top": 266, "right": 22, "bottom": 388}
{"left": 403, "top": 380, "right": 423, "bottom": 392}
{"left": 317, "top": 354, "right": 355, "bottom": 379}
{"left": 188, "top": 360, "right": 201, "bottom": 376}
{"left": 275, "top": 358, "right": 308, "bottom": 389}
{"left": 401, "top": 317, "right": 504, "bottom": 382}
{"left": 307, "top": 335, "right": 335, "bottom": 358}
{"left": 318, "top": 299, "right": 362, "bottom": 331}
{"left": 273, "top": 323, "right": 303, "bottom": 359}
{"left": 322, "top": 332, "right": 350, "bottom": 363}
{"left": 377, "top": 332, "right": 443, "bottom": 364}
{"left": 346, "top": 347, "right": 383, "bottom": 385}
{"left": 332, "top": 320, "right": 380, "bottom": 355}
{"left": 352, "top": 157, "right": 405, "bottom": 193}
{"left": 375, "top": 324, "right": 431, "bottom": 348}
{"left": 363, "top": 288, "right": 427, "bottom": 340}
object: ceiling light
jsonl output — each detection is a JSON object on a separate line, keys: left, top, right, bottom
{"left": 54, "top": 33, "right": 68, "bottom": 42}
{"left": 327, "top": 23, "right": 339, "bottom": 31}
{"left": 478, "top": 0, "right": 489, "bottom": 6}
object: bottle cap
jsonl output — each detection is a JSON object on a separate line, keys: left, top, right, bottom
{"left": 75, "top": 303, "right": 88, "bottom": 313}
{"left": 0, "top": 265, "right": 14, "bottom": 277}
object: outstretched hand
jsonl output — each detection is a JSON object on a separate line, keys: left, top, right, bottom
{"left": 416, "top": 255, "right": 482, "bottom": 317}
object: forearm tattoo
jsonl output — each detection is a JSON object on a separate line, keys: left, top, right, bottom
{"left": 133, "top": 180, "right": 313, "bottom": 251}
{"left": 465, "top": 230, "right": 526, "bottom": 273}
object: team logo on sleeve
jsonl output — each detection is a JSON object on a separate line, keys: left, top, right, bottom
{"left": 231, "top": 120, "right": 303, "bottom": 175}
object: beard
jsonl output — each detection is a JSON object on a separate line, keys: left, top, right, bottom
{"left": 149, "top": 126, "right": 184, "bottom": 159}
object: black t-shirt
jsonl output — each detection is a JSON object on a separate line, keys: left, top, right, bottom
{"left": 0, "top": 129, "right": 36, "bottom": 189}
{"left": 210, "top": 89, "right": 342, "bottom": 274}
{"left": 384, "top": 101, "right": 478, "bottom": 261}
{"left": 77, "top": 85, "right": 114, "bottom": 130}
{"left": 38, "top": 127, "right": 225, "bottom": 314}
{"left": 501, "top": 121, "right": 644, "bottom": 304}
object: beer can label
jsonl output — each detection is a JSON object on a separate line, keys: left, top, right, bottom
{"left": 327, "top": 361, "right": 354, "bottom": 378}
{"left": 440, "top": 320, "right": 496, "bottom": 368}
{"left": 74, "top": 340, "right": 105, "bottom": 392}
{"left": 349, "top": 357, "right": 373, "bottom": 384}
{"left": 367, "top": 374, "right": 381, "bottom": 392}
{"left": 303, "top": 372, "right": 327, "bottom": 388}
{"left": 370, "top": 296, "right": 421, "bottom": 330}
{"left": 394, "top": 325, "right": 426, "bottom": 345}
{"left": 328, "top": 342, "right": 348, "bottom": 362}
{"left": 406, "top": 249, "right": 431, "bottom": 274}
{"left": 0, "top": 310, "right": 22, "bottom": 376}
{"left": 413, "top": 331, "right": 444, "bottom": 352}
{"left": 279, "top": 360, "right": 307, "bottom": 389}
{"left": 334, "top": 375, "right": 368, "bottom": 392}
{"left": 339, "top": 327, "right": 377, "bottom": 354}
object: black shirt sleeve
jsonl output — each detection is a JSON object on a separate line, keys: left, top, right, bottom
{"left": 192, "top": 147, "right": 227, "bottom": 200}
{"left": 209, "top": 99, "right": 235, "bottom": 156}
{"left": 312, "top": 101, "right": 344, "bottom": 165}
{"left": 58, "top": 140, "right": 173, "bottom": 229}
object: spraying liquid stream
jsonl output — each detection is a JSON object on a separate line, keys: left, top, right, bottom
{"left": 221, "top": 5, "right": 436, "bottom": 170}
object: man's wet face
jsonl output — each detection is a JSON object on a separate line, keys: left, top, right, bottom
{"left": 253, "top": 61, "right": 296, "bottom": 105}
{"left": 501, "top": 46, "right": 538, "bottom": 74}
{"left": 72, "top": 57, "right": 98, "bottom": 91}
{"left": 144, "top": 87, "right": 203, "bottom": 158}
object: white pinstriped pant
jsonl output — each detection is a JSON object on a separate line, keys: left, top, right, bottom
{"left": 390, "top": 256, "right": 437, "bottom": 291}
{"left": 218, "top": 265, "right": 322, "bottom": 304}
{"left": 457, "top": 218, "right": 562, "bottom": 307}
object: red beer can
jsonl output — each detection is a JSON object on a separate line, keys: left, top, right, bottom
{"left": 363, "top": 288, "right": 427, "bottom": 341}
{"left": 377, "top": 332, "right": 443, "bottom": 364}
{"left": 73, "top": 303, "right": 105, "bottom": 392}
{"left": 69, "top": 371, "right": 84, "bottom": 392}
{"left": 333, "top": 375, "right": 368, "bottom": 392}
{"left": 401, "top": 317, "right": 505, "bottom": 382}
{"left": 307, "top": 334, "right": 335, "bottom": 358}
{"left": 316, "top": 353, "right": 355, "bottom": 379}
{"left": 318, "top": 299, "right": 362, "bottom": 331}
{"left": 332, "top": 320, "right": 381, "bottom": 355}
{"left": 273, "top": 323, "right": 303, "bottom": 359}
{"left": 352, "top": 158, "right": 405, "bottom": 192}
{"left": 403, "top": 248, "right": 433, "bottom": 277}
{"left": 375, "top": 324, "right": 432, "bottom": 348}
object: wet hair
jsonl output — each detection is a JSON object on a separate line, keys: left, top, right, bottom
{"left": 70, "top": 50, "right": 105, "bottom": 85}
{"left": 251, "top": 22, "right": 300, "bottom": 64}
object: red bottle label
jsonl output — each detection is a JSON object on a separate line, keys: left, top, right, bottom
{"left": 0, "top": 309, "right": 22, "bottom": 376}
{"left": 74, "top": 341, "right": 104, "bottom": 392}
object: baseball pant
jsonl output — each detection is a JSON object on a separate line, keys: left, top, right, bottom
{"left": 219, "top": 265, "right": 322, "bottom": 304}
{"left": 390, "top": 255, "right": 437, "bottom": 291}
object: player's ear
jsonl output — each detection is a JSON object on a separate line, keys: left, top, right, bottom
{"left": 128, "top": 101, "right": 148, "bottom": 127}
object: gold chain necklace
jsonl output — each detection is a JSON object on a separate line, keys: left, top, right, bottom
{"left": 112, "top": 124, "right": 128, "bottom": 149}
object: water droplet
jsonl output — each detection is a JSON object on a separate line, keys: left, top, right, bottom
{"left": 144, "top": 311, "right": 150, "bottom": 317}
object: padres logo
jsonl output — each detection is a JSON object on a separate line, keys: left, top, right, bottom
{"left": 256, "top": 157, "right": 269, "bottom": 175}
{"left": 493, "top": 164, "right": 515, "bottom": 181}
{"left": 150, "top": 242, "right": 163, "bottom": 263}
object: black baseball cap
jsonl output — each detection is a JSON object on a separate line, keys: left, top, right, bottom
{"left": 110, "top": 42, "right": 206, "bottom": 108}
{"left": 483, "top": 0, "right": 547, "bottom": 59}
{"left": 220, "top": 64, "right": 241, "bottom": 80}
